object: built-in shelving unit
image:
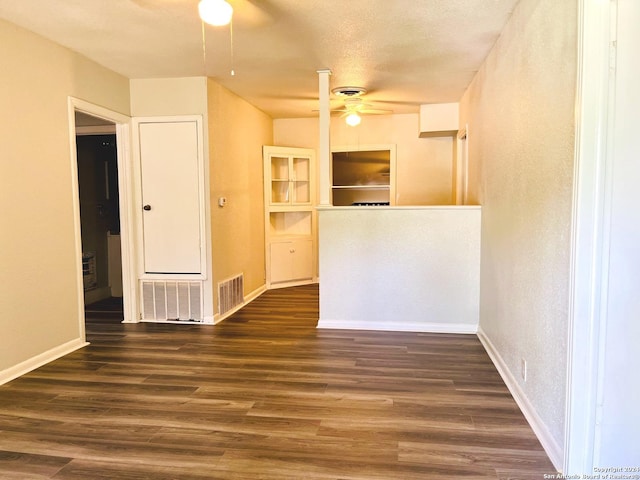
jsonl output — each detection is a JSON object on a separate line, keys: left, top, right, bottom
{"left": 331, "top": 145, "right": 396, "bottom": 206}
{"left": 263, "top": 146, "right": 316, "bottom": 288}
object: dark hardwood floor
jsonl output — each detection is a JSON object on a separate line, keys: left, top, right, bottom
{"left": 0, "top": 284, "right": 556, "bottom": 479}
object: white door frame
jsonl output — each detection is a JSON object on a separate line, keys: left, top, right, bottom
{"left": 68, "top": 97, "right": 138, "bottom": 328}
{"left": 564, "top": 0, "right": 616, "bottom": 473}
{"left": 456, "top": 126, "right": 469, "bottom": 205}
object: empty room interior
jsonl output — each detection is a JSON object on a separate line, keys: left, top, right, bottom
{"left": 0, "top": 0, "right": 638, "bottom": 478}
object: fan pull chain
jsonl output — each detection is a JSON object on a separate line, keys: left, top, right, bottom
{"left": 201, "top": 20, "right": 207, "bottom": 74}
{"left": 229, "top": 18, "right": 235, "bottom": 76}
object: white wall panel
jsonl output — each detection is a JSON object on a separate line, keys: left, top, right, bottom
{"left": 318, "top": 207, "right": 480, "bottom": 333}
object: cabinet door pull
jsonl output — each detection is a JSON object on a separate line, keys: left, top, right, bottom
{"left": 290, "top": 248, "right": 295, "bottom": 253}
{"left": 143, "top": 204, "right": 152, "bottom": 211}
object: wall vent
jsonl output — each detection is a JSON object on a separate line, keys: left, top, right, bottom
{"left": 141, "top": 280, "right": 203, "bottom": 322}
{"left": 218, "top": 274, "right": 244, "bottom": 315}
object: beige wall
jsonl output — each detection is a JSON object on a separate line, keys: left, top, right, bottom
{"left": 130, "top": 77, "right": 208, "bottom": 117}
{"left": 274, "top": 114, "right": 454, "bottom": 205}
{"left": 0, "top": 19, "right": 130, "bottom": 374}
{"left": 207, "top": 80, "right": 272, "bottom": 310}
{"left": 459, "top": 0, "right": 577, "bottom": 453}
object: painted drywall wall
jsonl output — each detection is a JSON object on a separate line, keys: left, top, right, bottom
{"left": 318, "top": 207, "right": 481, "bottom": 333}
{"left": 459, "top": 0, "right": 577, "bottom": 462}
{"left": 130, "top": 77, "right": 208, "bottom": 117}
{"left": 0, "top": 19, "right": 130, "bottom": 378}
{"left": 274, "top": 114, "right": 454, "bottom": 205}
{"left": 207, "top": 79, "right": 272, "bottom": 312}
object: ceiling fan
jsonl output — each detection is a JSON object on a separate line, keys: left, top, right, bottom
{"left": 130, "top": 0, "right": 270, "bottom": 28}
{"left": 331, "top": 87, "right": 392, "bottom": 126}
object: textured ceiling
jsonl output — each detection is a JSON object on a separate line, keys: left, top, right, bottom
{"left": 0, "top": 0, "right": 521, "bottom": 118}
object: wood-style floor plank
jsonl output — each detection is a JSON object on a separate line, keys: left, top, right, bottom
{"left": 0, "top": 284, "right": 557, "bottom": 478}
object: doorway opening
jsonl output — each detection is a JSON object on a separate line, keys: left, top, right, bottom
{"left": 69, "top": 97, "right": 135, "bottom": 332}
{"left": 75, "top": 112, "right": 124, "bottom": 321}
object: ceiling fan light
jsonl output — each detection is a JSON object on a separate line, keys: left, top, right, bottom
{"left": 199, "top": 0, "right": 233, "bottom": 26}
{"left": 332, "top": 86, "right": 367, "bottom": 97}
{"left": 345, "top": 112, "right": 362, "bottom": 127}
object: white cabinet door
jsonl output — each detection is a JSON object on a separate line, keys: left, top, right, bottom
{"left": 270, "top": 241, "right": 294, "bottom": 284}
{"left": 138, "top": 119, "right": 203, "bottom": 274}
{"left": 270, "top": 240, "right": 313, "bottom": 284}
{"left": 291, "top": 239, "right": 313, "bottom": 280}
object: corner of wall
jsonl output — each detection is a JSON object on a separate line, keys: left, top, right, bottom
{"left": 477, "top": 327, "right": 563, "bottom": 470}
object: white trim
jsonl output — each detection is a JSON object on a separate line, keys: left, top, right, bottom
{"left": 139, "top": 273, "right": 207, "bottom": 280}
{"left": 75, "top": 125, "right": 117, "bottom": 135}
{"left": 115, "top": 121, "right": 137, "bottom": 323}
{"left": 200, "top": 80, "right": 215, "bottom": 323}
{"left": 268, "top": 279, "right": 318, "bottom": 290}
{"left": 564, "top": 0, "right": 615, "bottom": 474}
{"left": 212, "top": 284, "right": 267, "bottom": 324}
{"left": 0, "top": 339, "right": 88, "bottom": 386}
{"left": 68, "top": 97, "right": 137, "bottom": 324}
{"left": 315, "top": 205, "right": 481, "bottom": 211}
{"left": 317, "top": 320, "right": 477, "bottom": 334}
{"left": 456, "top": 124, "right": 469, "bottom": 205}
{"left": 141, "top": 319, "right": 205, "bottom": 325}
{"left": 68, "top": 100, "right": 88, "bottom": 343}
{"left": 477, "top": 328, "right": 563, "bottom": 470}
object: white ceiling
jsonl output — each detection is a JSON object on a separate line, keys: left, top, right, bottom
{"left": 0, "top": 0, "right": 521, "bottom": 118}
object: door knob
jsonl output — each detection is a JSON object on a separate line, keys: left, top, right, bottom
{"left": 143, "top": 205, "right": 152, "bottom": 211}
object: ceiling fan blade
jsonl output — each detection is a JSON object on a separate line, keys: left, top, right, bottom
{"left": 311, "top": 109, "right": 349, "bottom": 116}
{"left": 371, "top": 99, "right": 421, "bottom": 107}
{"left": 359, "top": 108, "right": 393, "bottom": 115}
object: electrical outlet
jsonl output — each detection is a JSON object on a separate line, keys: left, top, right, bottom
{"left": 521, "top": 358, "right": 527, "bottom": 382}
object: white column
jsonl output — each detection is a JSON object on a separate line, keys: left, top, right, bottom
{"left": 317, "top": 69, "right": 331, "bottom": 206}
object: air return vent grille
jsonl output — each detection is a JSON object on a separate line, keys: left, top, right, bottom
{"left": 218, "top": 274, "right": 244, "bottom": 315}
{"left": 141, "top": 280, "right": 203, "bottom": 322}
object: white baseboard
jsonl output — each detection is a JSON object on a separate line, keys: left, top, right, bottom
{"left": 213, "top": 284, "right": 267, "bottom": 324}
{"left": 268, "top": 279, "right": 318, "bottom": 290}
{"left": 477, "top": 327, "right": 563, "bottom": 470}
{"left": 317, "top": 319, "right": 478, "bottom": 334}
{"left": 0, "top": 338, "right": 89, "bottom": 386}
{"left": 244, "top": 284, "right": 267, "bottom": 304}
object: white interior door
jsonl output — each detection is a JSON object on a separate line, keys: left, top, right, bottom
{"left": 138, "top": 120, "right": 202, "bottom": 274}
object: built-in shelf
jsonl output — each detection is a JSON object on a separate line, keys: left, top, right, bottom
{"left": 331, "top": 146, "right": 395, "bottom": 206}
{"left": 332, "top": 185, "right": 390, "bottom": 190}
{"left": 263, "top": 146, "right": 316, "bottom": 288}
{"left": 269, "top": 211, "right": 312, "bottom": 237}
